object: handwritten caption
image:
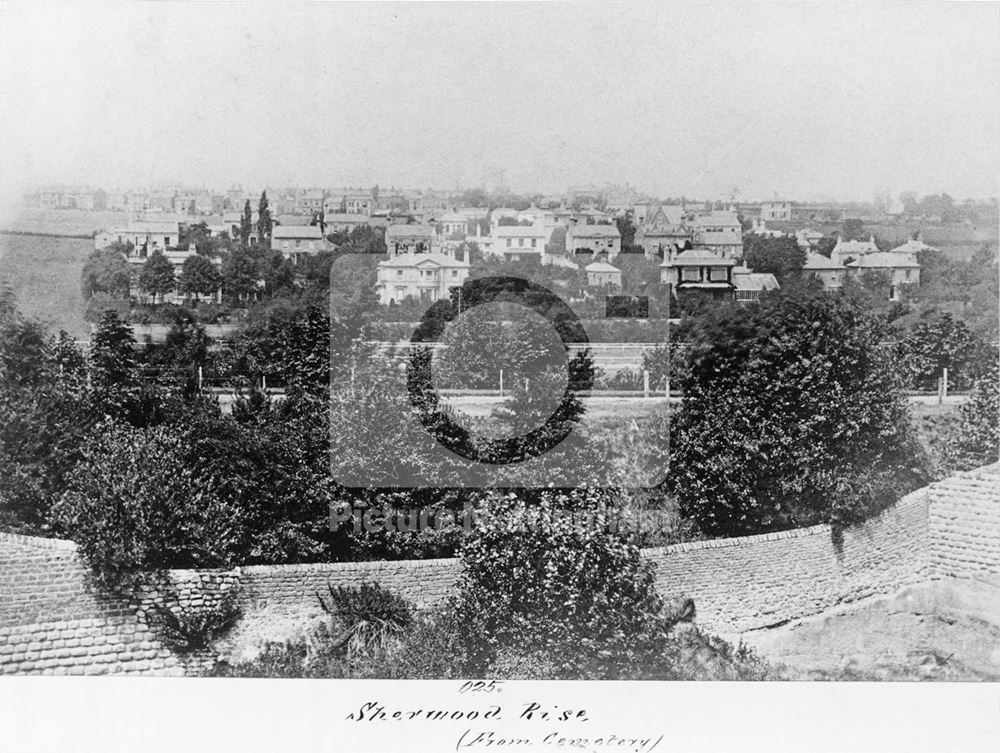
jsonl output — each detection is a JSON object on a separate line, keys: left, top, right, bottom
{"left": 344, "top": 681, "right": 664, "bottom": 753}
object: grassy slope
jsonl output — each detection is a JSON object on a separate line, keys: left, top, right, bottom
{"left": 0, "top": 233, "right": 91, "bottom": 338}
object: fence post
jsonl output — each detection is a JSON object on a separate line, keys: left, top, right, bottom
{"left": 643, "top": 370, "right": 650, "bottom": 398}
{"left": 499, "top": 369, "right": 504, "bottom": 397}
{"left": 198, "top": 365, "right": 203, "bottom": 392}
{"left": 262, "top": 374, "right": 267, "bottom": 392}
{"left": 942, "top": 367, "right": 948, "bottom": 400}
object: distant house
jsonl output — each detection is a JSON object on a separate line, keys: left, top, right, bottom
{"left": 732, "top": 265, "right": 779, "bottom": 303}
{"left": 566, "top": 222, "right": 622, "bottom": 259}
{"left": 691, "top": 210, "right": 743, "bottom": 259}
{"left": 376, "top": 250, "right": 470, "bottom": 305}
{"left": 297, "top": 190, "right": 326, "bottom": 215}
{"left": 829, "top": 235, "right": 880, "bottom": 265}
{"left": 845, "top": 252, "right": 920, "bottom": 300}
{"left": 438, "top": 211, "right": 469, "bottom": 238}
{"left": 803, "top": 253, "right": 846, "bottom": 291}
{"left": 585, "top": 261, "right": 622, "bottom": 289}
{"left": 660, "top": 248, "right": 737, "bottom": 300}
{"left": 385, "top": 224, "right": 436, "bottom": 257}
{"left": 323, "top": 194, "right": 346, "bottom": 216}
{"left": 272, "top": 225, "right": 329, "bottom": 263}
{"left": 326, "top": 213, "right": 369, "bottom": 233}
{"left": 795, "top": 228, "right": 824, "bottom": 250}
{"left": 760, "top": 200, "right": 792, "bottom": 222}
{"left": 490, "top": 225, "right": 549, "bottom": 262}
{"left": 96, "top": 221, "right": 180, "bottom": 252}
{"left": 126, "top": 244, "right": 223, "bottom": 305}
{"left": 748, "top": 219, "right": 787, "bottom": 238}
{"left": 345, "top": 193, "right": 375, "bottom": 216}
{"left": 890, "top": 233, "right": 936, "bottom": 256}
{"left": 635, "top": 205, "right": 690, "bottom": 260}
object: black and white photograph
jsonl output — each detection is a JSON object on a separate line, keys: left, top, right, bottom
{"left": 0, "top": 1, "right": 998, "bottom": 750}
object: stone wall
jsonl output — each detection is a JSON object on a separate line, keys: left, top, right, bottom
{"left": 2, "top": 463, "right": 998, "bottom": 675}
{"left": 929, "top": 464, "right": 1000, "bottom": 580}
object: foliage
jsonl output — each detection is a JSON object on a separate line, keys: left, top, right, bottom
{"left": 895, "top": 313, "right": 994, "bottom": 391}
{"left": 51, "top": 420, "right": 242, "bottom": 586}
{"left": 256, "top": 191, "right": 272, "bottom": 249}
{"left": 147, "top": 588, "right": 242, "bottom": 653}
{"left": 316, "top": 582, "right": 414, "bottom": 661}
{"left": 942, "top": 364, "right": 1000, "bottom": 472}
{"left": 81, "top": 245, "right": 131, "bottom": 299}
{"left": 138, "top": 250, "right": 176, "bottom": 303}
{"left": 743, "top": 235, "right": 806, "bottom": 281}
{"left": 178, "top": 254, "right": 223, "bottom": 301}
{"left": 664, "top": 285, "right": 931, "bottom": 537}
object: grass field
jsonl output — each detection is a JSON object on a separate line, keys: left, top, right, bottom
{"left": 0, "top": 233, "right": 91, "bottom": 338}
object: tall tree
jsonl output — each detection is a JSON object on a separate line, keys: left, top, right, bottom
{"left": 81, "top": 245, "right": 132, "bottom": 299}
{"left": 257, "top": 191, "right": 272, "bottom": 250}
{"left": 221, "top": 246, "right": 261, "bottom": 304}
{"left": 138, "top": 250, "right": 176, "bottom": 304}
{"left": 240, "top": 199, "right": 253, "bottom": 249}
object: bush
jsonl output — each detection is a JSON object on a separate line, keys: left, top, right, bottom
{"left": 316, "top": 582, "right": 413, "bottom": 661}
{"left": 147, "top": 588, "right": 242, "bottom": 653}
{"left": 942, "top": 364, "right": 1000, "bottom": 472}
{"left": 665, "top": 286, "right": 932, "bottom": 537}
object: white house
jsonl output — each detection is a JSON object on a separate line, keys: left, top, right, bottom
{"left": 760, "top": 200, "right": 792, "bottom": 222}
{"left": 585, "top": 261, "right": 622, "bottom": 289}
{"left": 691, "top": 210, "right": 743, "bottom": 259}
{"left": 489, "top": 225, "right": 549, "bottom": 261}
{"left": 376, "top": 251, "right": 470, "bottom": 305}
{"left": 829, "top": 235, "right": 880, "bottom": 265}
{"left": 385, "top": 224, "right": 437, "bottom": 257}
{"left": 566, "top": 223, "right": 622, "bottom": 259}
{"left": 438, "top": 212, "right": 469, "bottom": 239}
{"left": 272, "top": 225, "right": 329, "bottom": 263}
{"left": 803, "top": 252, "right": 846, "bottom": 291}
{"left": 845, "top": 252, "right": 921, "bottom": 300}
{"left": 96, "top": 221, "right": 180, "bottom": 252}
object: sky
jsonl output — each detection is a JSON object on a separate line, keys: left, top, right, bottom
{"left": 0, "top": 1, "right": 998, "bottom": 205}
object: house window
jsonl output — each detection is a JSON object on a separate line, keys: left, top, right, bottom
{"left": 507, "top": 239, "right": 512, "bottom": 248}
{"left": 397, "top": 270, "right": 403, "bottom": 277}
{"left": 519, "top": 238, "right": 524, "bottom": 247}
{"left": 164, "top": 237, "right": 170, "bottom": 246}
{"left": 681, "top": 268, "right": 701, "bottom": 282}
{"left": 451, "top": 270, "right": 458, "bottom": 277}
{"left": 905, "top": 269, "right": 911, "bottom": 280}
{"left": 709, "top": 268, "right": 728, "bottom": 282}
{"left": 531, "top": 239, "right": 537, "bottom": 248}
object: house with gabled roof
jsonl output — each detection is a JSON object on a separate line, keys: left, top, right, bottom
{"left": 585, "top": 260, "right": 622, "bottom": 289}
{"left": 829, "top": 235, "right": 880, "bottom": 265}
{"left": 845, "top": 252, "right": 920, "bottom": 300}
{"left": 272, "top": 224, "right": 329, "bottom": 263}
{"left": 385, "top": 223, "right": 437, "bottom": 257}
{"left": 566, "top": 222, "right": 622, "bottom": 259}
{"left": 803, "top": 252, "right": 846, "bottom": 291}
{"left": 732, "top": 265, "right": 779, "bottom": 304}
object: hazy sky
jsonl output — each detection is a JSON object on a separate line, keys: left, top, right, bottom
{"left": 0, "top": 1, "right": 997, "bottom": 203}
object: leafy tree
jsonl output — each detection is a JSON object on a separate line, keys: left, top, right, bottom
{"left": 81, "top": 245, "right": 131, "bottom": 299}
{"left": 221, "top": 246, "right": 261, "bottom": 304}
{"left": 896, "top": 313, "right": 993, "bottom": 391}
{"left": 178, "top": 254, "right": 223, "bottom": 302}
{"left": 663, "top": 286, "right": 931, "bottom": 537}
{"left": 90, "top": 309, "right": 137, "bottom": 390}
{"left": 138, "top": 250, "right": 176, "bottom": 304}
{"left": 257, "top": 191, "right": 272, "bottom": 250}
{"left": 943, "top": 364, "right": 1000, "bottom": 471}
{"left": 743, "top": 235, "right": 806, "bottom": 281}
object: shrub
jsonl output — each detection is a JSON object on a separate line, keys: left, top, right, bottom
{"left": 942, "top": 364, "right": 1000, "bottom": 472}
{"left": 316, "top": 582, "right": 413, "bottom": 661}
{"left": 147, "top": 588, "right": 242, "bottom": 654}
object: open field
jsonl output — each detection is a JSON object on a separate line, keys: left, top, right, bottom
{"left": 0, "top": 207, "right": 127, "bottom": 237}
{"left": 0, "top": 233, "right": 91, "bottom": 338}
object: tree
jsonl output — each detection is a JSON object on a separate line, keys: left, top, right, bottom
{"left": 663, "top": 286, "right": 930, "bottom": 538}
{"left": 743, "top": 235, "right": 806, "bottom": 281}
{"left": 943, "top": 364, "right": 999, "bottom": 471}
{"left": 240, "top": 199, "right": 253, "bottom": 249}
{"left": 222, "top": 246, "right": 261, "bottom": 304}
{"left": 257, "top": 191, "right": 272, "bottom": 250}
{"left": 178, "top": 254, "right": 223, "bottom": 302}
{"left": 138, "top": 250, "right": 176, "bottom": 304}
{"left": 896, "top": 313, "right": 993, "bottom": 391}
{"left": 81, "top": 245, "right": 131, "bottom": 299}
